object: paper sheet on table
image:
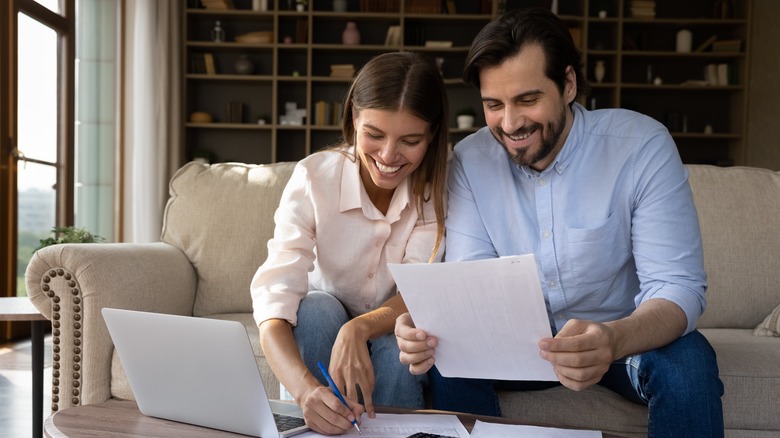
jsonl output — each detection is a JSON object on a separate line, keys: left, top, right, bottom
{"left": 295, "top": 413, "right": 469, "bottom": 437}
{"left": 470, "top": 420, "right": 602, "bottom": 437}
{"left": 389, "top": 255, "right": 557, "bottom": 381}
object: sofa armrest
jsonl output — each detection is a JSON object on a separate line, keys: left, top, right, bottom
{"left": 25, "top": 242, "right": 197, "bottom": 412}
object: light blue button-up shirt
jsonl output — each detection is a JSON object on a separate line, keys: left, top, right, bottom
{"left": 446, "top": 102, "right": 706, "bottom": 335}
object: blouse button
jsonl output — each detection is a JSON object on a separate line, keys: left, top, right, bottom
{"left": 368, "top": 273, "right": 374, "bottom": 279}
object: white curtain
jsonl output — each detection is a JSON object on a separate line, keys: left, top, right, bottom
{"left": 122, "top": 0, "right": 181, "bottom": 242}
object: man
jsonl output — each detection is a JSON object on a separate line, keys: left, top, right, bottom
{"left": 394, "top": 8, "right": 724, "bottom": 437}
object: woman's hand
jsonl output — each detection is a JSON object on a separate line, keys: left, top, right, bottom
{"left": 297, "top": 383, "right": 364, "bottom": 435}
{"left": 328, "top": 319, "right": 377, "bottom": 418}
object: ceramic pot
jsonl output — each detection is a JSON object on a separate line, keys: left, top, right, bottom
{"left": 235, "top": 55, "right": 254, "bottom": 75}
{"left": 457, "top": 115, "right": 475, "bottom": 129}
{"left": 594, "top": 60, "right": 605, "bottom": 84}
{"left": 342, "top": 21, "right": 360, "bottom": 45}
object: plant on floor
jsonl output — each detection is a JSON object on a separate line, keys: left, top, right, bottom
{"left": 35, "top": 226, "right": 105, "bottom": 252}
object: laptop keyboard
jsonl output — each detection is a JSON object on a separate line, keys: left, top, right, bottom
{"left": 273, "top": 413, "right": 306, "bottom": 431}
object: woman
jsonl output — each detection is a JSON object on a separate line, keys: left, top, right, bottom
{"left": 250, "top": 51, "right": 449, "bottom": 435}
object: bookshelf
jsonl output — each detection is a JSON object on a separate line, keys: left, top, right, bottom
{"left": 182, "top": 0, "right": 751, "bottom": 166}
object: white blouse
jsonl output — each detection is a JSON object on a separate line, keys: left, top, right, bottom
{"left": 251, "top": 148, "right": 442, "bottom": 327}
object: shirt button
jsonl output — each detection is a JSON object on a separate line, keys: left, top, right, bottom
{"left": 365, "top": 304, "right": 371, "bottom": 310}
{"left": 538, "top": 179, "right": 546, "bottom": 186}
{"left": 555, "top": 313, "right": 564, "bottom": 319}
{"left": 368, "top": 273, "right": 374, "bottom": 279}
{"left": 543, "top": 230, "right": 552, "bottom": 238}
{"left": 548, "top": 280, "right": 557, "bottom": 288}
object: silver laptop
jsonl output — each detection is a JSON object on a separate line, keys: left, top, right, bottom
{"left": 101, "top": 308, "right": 309, "bottom": 437}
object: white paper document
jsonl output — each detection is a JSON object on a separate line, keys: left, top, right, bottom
{"left": 470, "top": 420, "right": 602, "bottom": 437}
{"left": 296, "top": 413, "right": 469, "bottom": 437}
{"left": 388, "top": 255, "right": 558, "bottom": 381}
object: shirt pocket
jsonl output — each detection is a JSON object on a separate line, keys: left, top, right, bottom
{"left": 565, "top": 213, "right": 631, "bottom": 287}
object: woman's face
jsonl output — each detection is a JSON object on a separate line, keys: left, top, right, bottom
{"left": 353, "top": 108, "right": 432, "bottom": 194}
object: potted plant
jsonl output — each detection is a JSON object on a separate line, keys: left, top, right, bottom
{"left": 456, "top": 107, "right": 476, "bottom": 129}
{"left": 295, "top": 0, "right": 307, "bottom": 12}
{"left": 35, "top": 226, "right": 105, "bottom": 252}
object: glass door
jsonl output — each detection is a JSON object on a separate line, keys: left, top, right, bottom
{"left": 1, "top": 0, "right": 74, "bottom": 341}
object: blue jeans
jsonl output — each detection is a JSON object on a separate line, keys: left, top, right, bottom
{"left": 292, "top": 291, "right": 427, "bottom": 409}
{"left": 429, "top": 330, "right": 724, "bottom": 437}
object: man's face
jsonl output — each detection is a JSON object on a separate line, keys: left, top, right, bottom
{"left": 478, "top": 44, "right": 576, "bottom": 172}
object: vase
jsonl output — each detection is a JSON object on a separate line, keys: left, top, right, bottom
{"left": 676, "top": 29, "right": 692, "bottom": 53}
{"left": 235, "top": 55, "right": 254, "bottom": 75}
{"left": 594, "top": 60, "right": 605, "bottom": 84}
{"left": 342, "top": 21, "right": 360, "bottom": 45}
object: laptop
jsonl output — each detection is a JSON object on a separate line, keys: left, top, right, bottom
{"left": 101, "top": 308, "right": 310, "bottom": 437}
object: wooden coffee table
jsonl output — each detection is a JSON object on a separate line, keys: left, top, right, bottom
{"left": 44, "top": 399, "right": 623, "bottom": 437}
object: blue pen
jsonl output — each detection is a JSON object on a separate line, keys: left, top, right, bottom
{"left": 317, "top": 361, "right": 361, "bottom": 434}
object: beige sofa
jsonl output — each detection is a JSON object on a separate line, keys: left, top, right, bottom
{"left": 26, "top": 161, "right": 780, "bottom": 437}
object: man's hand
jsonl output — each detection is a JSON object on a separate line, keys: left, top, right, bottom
{"left": 538, "top": 319, "right": 616, "bottom": 391}
{"left": 538, "top": 300, "right": 687, "bottom": 391}
{"left": 394, "top": 312, "right": 438, "bottom": 375}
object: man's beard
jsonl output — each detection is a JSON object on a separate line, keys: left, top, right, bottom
{"left": 496, "top": 106, "right": 567, "bottom": 168}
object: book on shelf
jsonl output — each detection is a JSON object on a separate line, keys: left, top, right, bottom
{"left": 295, "top": 17, "right": 308, "bottom": 44}
{"left": 704, "top": 62, "right": 737, "bottom": 86}
{"left": 384, "top": 26, "right": 401, "bottom": 46}
{"left": 404, "top": 0, "right": 441, "bottom": 14}
{"left": 226, "top": 101, "right": 243, "bottom": 123}
{"left": 190, "top": 54, "right": 206, "bottom": 74}
{"left": 360, "top": 0, "right": 399, "bottom": 12}
{"left": 200, "top": 0, "right": 234, "bottom": 10}
{"left": 314, "top": 101, "right": 332, "bottom": 126}
{"left": 569, "top": 27, "right": 582, "bottom": 51}
{"left": 629, "top": 0, "right": 656, "bottom": 18}
{"left": 712, "top": 39, "right": 742, "bottom": 52}
{"left": 694, "top": 35, "right": 717, "bottom": 52}
{"left": 330, "top": 64, "right": 356, "bottom": 78}
{"left": 203, "top": 53, "right": 217, "bottom": 75}
{"left": 424, "top": 40, "right": 453, "bottom": 48}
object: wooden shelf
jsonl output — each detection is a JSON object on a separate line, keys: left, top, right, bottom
{"left": 182, "top": 0, "right": 752, "bottom": 166}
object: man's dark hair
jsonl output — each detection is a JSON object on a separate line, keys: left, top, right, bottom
{"left": 463, "top": 7, "right": 589, "bottom": 101}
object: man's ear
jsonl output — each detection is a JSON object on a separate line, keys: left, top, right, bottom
{"left": 564, "top": 65, "right": 577, "bottom": 104}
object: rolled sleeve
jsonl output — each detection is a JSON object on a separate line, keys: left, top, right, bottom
{"left": 631, "top": 128, "right": 707, "bottom": 334}
{"left": 251, "top": 163, "right": 316, "bottom": 327}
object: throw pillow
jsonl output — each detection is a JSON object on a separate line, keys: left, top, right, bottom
{"left": 753, "top": 304, "right": 780, "bottom": 337}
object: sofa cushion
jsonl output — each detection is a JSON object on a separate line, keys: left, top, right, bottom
{"left": 700, "top": 328, "right": 780, "bottom": 432}
{"left": 161, "top": 161, "right": 296, "bottom": 317}
{"left": 753, "top": 304, "right": 780, "bottom": 337}
{"left": 687, "top": 165, "right": 780, "bottom": 329}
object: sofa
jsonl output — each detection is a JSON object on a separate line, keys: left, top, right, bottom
{"left": 26, "top": 161, "right": 780, "bottom": 437}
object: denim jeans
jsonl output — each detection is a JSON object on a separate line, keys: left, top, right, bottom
{"left": 292, "top": 291, "right": 427, "bottom": 409}
{"left": 429, "top": 330, "right": 724, "bottom": 437}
